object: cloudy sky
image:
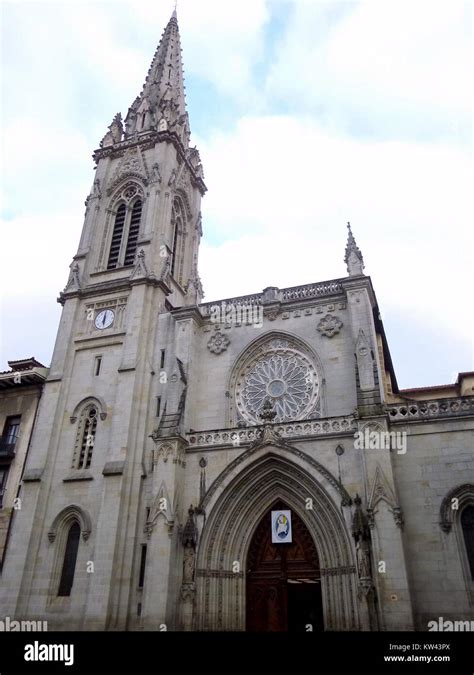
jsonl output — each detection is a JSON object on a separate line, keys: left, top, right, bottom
{"left": 1, "top": 0, "right": 472, "bottom": 388}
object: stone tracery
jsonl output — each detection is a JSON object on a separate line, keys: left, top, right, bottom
{"left": 233, "top": 337, "right": 321, "bottom": 425}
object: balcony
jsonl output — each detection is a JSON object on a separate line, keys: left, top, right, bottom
{"left": 186, "top": 415, "right": 357, "bottom": 449}
{"left": 0, "top": 436, "right": 17, "bottom": 460}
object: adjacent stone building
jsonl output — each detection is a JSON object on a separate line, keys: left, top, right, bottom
{"left": 0, "top": 358, "right": 48, "bottom": 563}
{"left": 0, "top": 11, "right": 473, "bottom": 631}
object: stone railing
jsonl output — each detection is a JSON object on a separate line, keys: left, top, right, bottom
{"left": 280, "top": 281, "right": 344, "bottom": 301}
{"left": 199, "top": 279, "right": 345, "bottom": 317}
{"left": 199, "top": 294, "right": 262, "bottom": 317}
{"left": 187, "top": 415, "right": 356, "bottom": 448}
{"left": 386, "top": 397, "right": 474, "bottom": 421}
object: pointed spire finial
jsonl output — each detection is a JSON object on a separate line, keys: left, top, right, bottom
{"left": 172, "top": 0, "right": 177, "bottom": 20}
{"left": 122, "top": 6, "right": 190, "bottom": 146}
{"left": 344, "top": 221, "right": 365, "bottom": 276}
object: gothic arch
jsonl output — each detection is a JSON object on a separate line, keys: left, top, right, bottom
{"left": 70, "top": 396, "right": 107, "bottom": 423}
{"left": 98, "top": 181, "right": 145, "bottom": 270}
{"left": 108, "top": 180, "right": 145, "bottom": 209}
{"left": 195, "top": 448, "right": 358, "bottom": 631}
{"left": 200, "top": 442, "right": 352, "bottom": 511}
{"left": 226, "top": 330, "right": 326, "bottom": 426}
{"left": 170, "top": 195, "right": 188, "bottom": 285}
{"left": 439, "top": 484, "right": 474, "bottom": 602}
{"left": 174, "top": 186, "right": 192, "bottom": 221}
{"left": 439, "top": 483, "right": 474, "bottom": 534}
{"left": 106, "top": 174, "right": 147, "bottom": 200}
{"left": 48, "top": 504, "right": 92, "bottom": 543}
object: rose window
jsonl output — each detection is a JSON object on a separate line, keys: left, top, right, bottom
{"left": 235, "top": 344, "right": 320, "bottom": 424}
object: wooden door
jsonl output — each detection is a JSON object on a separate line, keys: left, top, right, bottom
{"left": 246, "top": 503, "right": 323, "bottom": 632}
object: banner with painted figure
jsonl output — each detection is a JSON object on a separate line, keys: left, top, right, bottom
{"left": 271, "top": 510, "right": 292, "bottom": 543}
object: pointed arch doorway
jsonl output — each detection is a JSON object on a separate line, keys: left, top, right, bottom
{"left": 246, "top": 502, "right": 324, "bottom": 632}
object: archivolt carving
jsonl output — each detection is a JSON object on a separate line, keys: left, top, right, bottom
{"left": 195, "top": 452, "right": 358, "bottom": 631}
{"left": 107, "top": 147, "right": 148, "bottom": 196}
{"left": 439, "top": 483, "right": 474, "bottom": 533}
{"left": 70, "top": 396, "right": 107, "bottom": 423}
{"left": 200, "top": 442, "right": 352, "bottom": 510}
{"left": 108, "top": 180, "right": 145, "bottom": 208}
{"left": 48, "top": 504, "right": 92, "bottom": 543}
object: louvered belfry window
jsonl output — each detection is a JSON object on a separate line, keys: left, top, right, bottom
{"left": 57, "top": 521, "right": 80, "bottom": 596}
{"left": 107, "top": 204, "right": 126, "bottom": 269}
{"left": 124, "top": 200, "right": 142, "bottom": 266}
{"left": 107, "top": 198, "right": 142, "bottom": 269}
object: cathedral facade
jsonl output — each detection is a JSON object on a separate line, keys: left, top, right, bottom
{"left": 1, "top": 12, "right": 473, "bottom": 632}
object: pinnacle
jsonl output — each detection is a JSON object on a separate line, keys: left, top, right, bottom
{"left": 344, "top": 221, "right": 365, "bottom": 276}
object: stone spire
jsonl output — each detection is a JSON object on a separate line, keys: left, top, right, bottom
{"left": 344, "top": 222, "right": 365, "bottom": 276}
{"left": 123, "top": 10, "right": 190, "bottom": 147}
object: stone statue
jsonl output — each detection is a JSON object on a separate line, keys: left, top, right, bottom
{"left": 357, "top": 539, "right": 371, "bottom": 579}
{"left": 168, "top": 168, "right": 177, "bottom": 188}
{"left": 150, "top": 163, "right": 162, "bottom": 184}
{"left": 183, "top": 546, "right": 195, "bottom": 583}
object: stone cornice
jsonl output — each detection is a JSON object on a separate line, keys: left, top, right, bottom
{"left": 342, "top": 275, "right": 377, "bottom": 307}
{"left": 197, "top": 277, "right": 378, "bottom": 317}
{"left": 171, "top": 305, "right": 205, "bottom": 326}
{"left": 57, "top": 275, "right": 171, "bottom": 305}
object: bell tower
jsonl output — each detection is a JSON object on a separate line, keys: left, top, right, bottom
{"left": 70, "top": 8, "right": 205, "bottom": 308}
{"left": 0, "top": 10, "right": 206, "bottom": 630}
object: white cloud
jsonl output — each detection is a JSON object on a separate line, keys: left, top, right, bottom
{"left": 266, "top": 0, "right": 471, "bottom": 139}
{"left": 198, "top": 114, "right": 473, "bottom": 347}
{"left": 1, "top": 210, "right": 84, "bottom": 299}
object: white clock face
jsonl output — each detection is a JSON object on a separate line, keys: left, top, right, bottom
{"left": 94, "top": 309, "right": 115, "bottom": 330}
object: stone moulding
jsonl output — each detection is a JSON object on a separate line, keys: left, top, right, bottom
{"left": 22, "top": 468, "right": 44, "bottom": 482}
{"left": 93, "top": 130, "right": 207, "bottom": 196}
{"left": 439, "top": 483, "right": 474, "bottom": 533}
{"left": 196, "top": 569, "right": 244, "bottom": 579}
{"left": 48, "top": 504, "right": 92, "bottom": 543}
{"left": 320, "top": 565, "right": 357, "bottom": 577}
{"left": 199, "top": 445, "right": 352, "bottom": 511}
{"left": 102, "top": 461, "right": 125, "bottom": 476}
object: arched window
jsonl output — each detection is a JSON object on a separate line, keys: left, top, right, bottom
{"left": 107, "top": 203, "right": 126, "bottom": 269}
{"left": 73, "top": 405, "right": 97, "bottom": 470}
{"left": 107, "top": 196, "right": 143, "bottom": 269}
{"left": 170, "top": 198, "right": 184, "bottom": 279}
{"left": 124, "top": 199, "right": 142, "bottom": 266}
{"left": 57, "top": 521, "right": 80, "bottom": 596}
{"left": 461, "top": 504, "right": 474, "bottom": 581}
